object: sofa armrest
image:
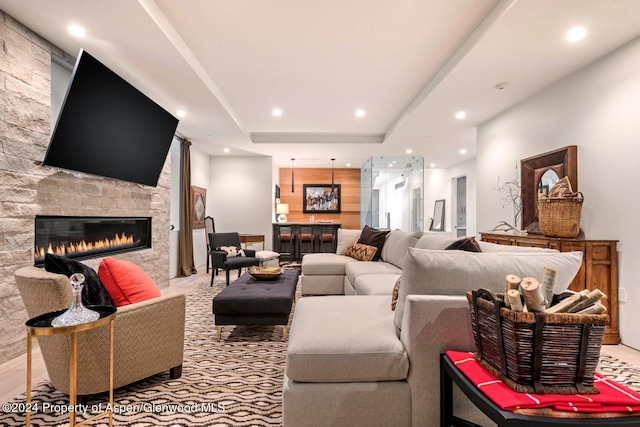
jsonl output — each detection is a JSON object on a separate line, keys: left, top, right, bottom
{"left": 400, "top": 295, "right": 491, "bottom": 427}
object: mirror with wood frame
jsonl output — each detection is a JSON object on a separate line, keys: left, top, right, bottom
{"left": 521, "top": 146, "right": 577, "bottom": 234}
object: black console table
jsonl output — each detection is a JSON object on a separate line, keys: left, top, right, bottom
{"left": 440, "top": 354, "right": 640, "bottom": 426}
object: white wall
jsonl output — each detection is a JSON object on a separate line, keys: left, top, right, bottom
{"left": 191, "top": 146, "right": 211, "bottom": 268}
{"left": 169, "top": 137, "right": 181, "bottom": 277}
{"left": 477, "top": 35, "right": 640, "bottom": 350}
{"left": 425, "top": 158, "right": 476, "bottom": 236}
{"left": 209, "top": 156, "right": 274, "bottom": 251}
{"left": 272, "top": 159, "right": 280, "bottom": 222}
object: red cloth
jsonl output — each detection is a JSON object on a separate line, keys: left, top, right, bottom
{"left": 446, "top": 350, "right": 640, "bottom": 413}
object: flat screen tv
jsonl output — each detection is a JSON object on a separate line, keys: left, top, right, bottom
{"left": 44, "top": 49, "right": 179, "bottom": 187}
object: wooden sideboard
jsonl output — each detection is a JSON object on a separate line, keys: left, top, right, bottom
{"left": 479, "top": 232, "right": 620, "bottom": 345}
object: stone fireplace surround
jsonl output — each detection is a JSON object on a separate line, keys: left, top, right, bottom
{"left": 0, "top": 11, "right": 171, "bottom": 363}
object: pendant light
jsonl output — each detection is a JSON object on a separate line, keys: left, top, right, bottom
{"left": 331, "top": 158, "right": 335, "bottom": 191}
{"left": 291, "top": 158, "right": 295, "bottom": 193}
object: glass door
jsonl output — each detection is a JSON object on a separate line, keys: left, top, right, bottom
{"left": 360, "top": 157, "right": 424, "bottom": 231}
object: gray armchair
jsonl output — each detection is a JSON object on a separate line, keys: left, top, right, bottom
{"left": 14, "top": 266, "right": 185, "bottom": 398}
{"left": 209, "top": 232, "right": 260, "bottom": 286}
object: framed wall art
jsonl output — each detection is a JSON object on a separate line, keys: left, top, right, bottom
{"left": 191, "top": 186, "right": 206, "bottom": 229}
{"left": 303, "top": 184, "right": 341, "bottom": 213}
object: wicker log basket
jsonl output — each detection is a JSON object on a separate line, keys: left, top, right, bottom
{"left": 467, "top": 288, "right": 609, "bottom": 395}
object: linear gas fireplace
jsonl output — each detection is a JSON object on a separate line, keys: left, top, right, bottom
{"left": 34, "top": 216, "right": 152, "bottom": 266}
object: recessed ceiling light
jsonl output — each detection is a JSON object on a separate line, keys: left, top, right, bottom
{"left": 388, "top": 163, "right": 393, "bottom": 167}
{"left": 455, "top": 111, "right": 466, "bottom": 120}
{"left": 406, "top": 149, "right": 413, "bottom": 154}
{"left": 429, "top": 163, "right": 436, "bottom": 168}
{"left": 176, "top": 110, "right": 186, "bottom": 118}
{"left": 566, "top": 26, "right": 587, "bottom": 43}
{"left": 459, "top": 149, "right": 467, "bottom": 155}
{"left": 68, "top": 24, "right": 86, "bottom": 38}
{"left": 355, "top": 109, "right": 366, "bottom": 118}
{"left": 223, "top": 148, "right": 230, "bottom": 153}
{"left": 346, "top": 163, "right": 351, "bottom": 167}
{"left": 272, "top": 108, "right": 282, "bottom": 117}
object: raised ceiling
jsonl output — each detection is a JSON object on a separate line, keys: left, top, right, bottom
{"left": 2, "top": 0, "right": 640, "bottom": 168}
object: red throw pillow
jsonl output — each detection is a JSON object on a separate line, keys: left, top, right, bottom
{"left": 98, "top": 257, "right": 161, "bottom": 307}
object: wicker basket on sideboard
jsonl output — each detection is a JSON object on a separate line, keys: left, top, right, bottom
{"left": 538, "top": 193, "right": 584, "bottom": 238}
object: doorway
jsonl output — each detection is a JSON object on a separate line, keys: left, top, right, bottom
{"left": 455, "top": 176, "right": 467, "bottom": 237}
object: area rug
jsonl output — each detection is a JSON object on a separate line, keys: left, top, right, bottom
{"left": 0, "top": 273, "right": 295, "bottom": 427}
{"left": 1, "top": 275, "right": 639, "bottom": 426}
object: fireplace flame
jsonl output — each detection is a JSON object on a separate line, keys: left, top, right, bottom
{"left": 35, "top": 233, "right": 140, "bottom": 259}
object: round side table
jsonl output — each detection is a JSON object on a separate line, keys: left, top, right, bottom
{"left": 25, "top": 306, "right": 117, "bottom": 427}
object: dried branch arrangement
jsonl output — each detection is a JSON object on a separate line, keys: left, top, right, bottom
{"left": 493, "top": 163, "right": 522, "bottom": 229}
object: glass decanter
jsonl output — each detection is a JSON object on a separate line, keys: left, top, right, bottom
{"left": 51, "top": 273, "right": 100, "bottom": 327}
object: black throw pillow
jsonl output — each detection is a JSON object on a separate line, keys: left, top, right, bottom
{"left": 445, "top": 236, "right": 482, "bottom": 253}
{"left": 357, "top": 225, "right": 390, "bottom": 261}
{"left": 44, "top": 254, "right": 114, "bottom": 306}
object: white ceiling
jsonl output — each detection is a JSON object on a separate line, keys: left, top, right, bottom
{"left": 2, "top": 0, "right": 640, "bottom": 169}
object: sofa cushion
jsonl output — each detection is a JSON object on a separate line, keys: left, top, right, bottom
{"left": 393, "top": 248, "right": 583, "bottom": 331}
{"left": 302, "top": 253, "right": 357, "bottom": 276}
{"left": 344, "top": 243, "right": 378, "bottom": 261}
{"left": 415, "top": 233, "right": 462, "bottom": 250}
{"left": 286, "top": 296, "right": 409, "bottom": 382}
{"left": 445, "top": 236, "right": 481, "bottom": 252}
{"left": 380, "top": 230, "right": 423, "bottom": 268}
{"left": 336, "top": 229, "right": 362, "bottom": 255}
{"left": 357, "top": 225, "right": 390, "bottom": 261}
{"left": 345, "top": 261, "right": 402, "bottom": 286}
{"left": 98, "top": 257, "right": 161, "bottom": 307}
{"left": 44, "top": 254, "right": 114, "bottom": 306}
{"left": 353, "top": 274, "right": 400, "bottom": 295}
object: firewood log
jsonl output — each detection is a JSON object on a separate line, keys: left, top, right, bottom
{"left": 507, "top": 289, "right": 524, "bottom": 312}
{"left": 504, "top": 274, "right": 521, "bottom": 309}
{"left": 520, "top": 277, "right": 546, "bottom": 313}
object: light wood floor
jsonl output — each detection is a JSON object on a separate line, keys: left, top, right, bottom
{"left": 3, "top": 266, "right": 640, "bottom": 404}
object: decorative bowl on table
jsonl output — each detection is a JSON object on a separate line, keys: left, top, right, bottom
{"left": 248, "top": 266, "right": 283, "bottom": 280}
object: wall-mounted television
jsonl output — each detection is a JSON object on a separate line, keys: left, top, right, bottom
{"left": 43, "top": 49, "right": 179, "bottom": 187}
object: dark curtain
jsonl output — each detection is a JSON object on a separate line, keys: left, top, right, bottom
{"left": 178, "top": 139, "right": 197, "bottom": 277}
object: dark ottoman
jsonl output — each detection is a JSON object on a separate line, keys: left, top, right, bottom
{"left": 212, "top": 269, "right": 299, "bottom": 341}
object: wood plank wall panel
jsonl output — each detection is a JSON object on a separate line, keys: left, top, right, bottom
{"left": 279, "top": 168, "right": 361, "bottom": 229}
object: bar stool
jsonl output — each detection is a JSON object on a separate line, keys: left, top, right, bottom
{"left": 276, "top": 225, "right": 295, "bottom": 263}
{"left": 297, "top": 225, "right": 316, "bottom": 260}
{"left": 317, "top": 225, "right": 337, "bottom": 253}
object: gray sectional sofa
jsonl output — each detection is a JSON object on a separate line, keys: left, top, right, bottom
{"left": 300, "top": 229, "right": 556, "bottom": 296}
{"left": 283, "top": 229, "right": 584, "bottom": 426}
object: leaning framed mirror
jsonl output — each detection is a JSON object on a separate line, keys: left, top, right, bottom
{"left": 430, "top": 199, "right": 445, "bottom": 231}
{"left": 521, "top": 146, "right": 577, "bottom": 234}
